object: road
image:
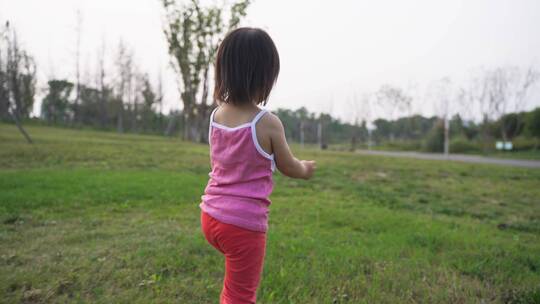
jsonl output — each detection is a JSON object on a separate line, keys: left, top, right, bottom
{"left": 356, "top": 150, "right": 540, "bottom": 169}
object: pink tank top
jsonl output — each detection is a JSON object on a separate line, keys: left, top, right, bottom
{"left": 200, "top": 108, "right": 275, "bottom": 232}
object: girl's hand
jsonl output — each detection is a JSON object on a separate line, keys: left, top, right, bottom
{"left": 301, "top": 160, "right": 316, "bottom": 180}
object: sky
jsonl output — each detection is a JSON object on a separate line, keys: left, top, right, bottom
{"left": 2, "top": 0, "right": 540, "bottom": 122}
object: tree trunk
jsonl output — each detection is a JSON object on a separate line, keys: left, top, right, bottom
{"left": 197, "top": 102, "right": 211, "bottom": 143}
{"left": 318, "top": 120, "right": 327, "bottom": 149}
{"left": 481, "top": 115, "right": 490, "bottom": 153}
{"left": 132, "top": 102, "right": 138, "bottom": 132}
{"left": 501, "top": 125, "right": 508, "bottom": 143}
{"left": 350, "top": 135, "right": 356, "bottom": 152}
{"left": 300, "top": 120, "right": 305, "bottom": 147}
{"left": 189, "top": 92, "right": 200, "bottom": 142}
{"left": 199, "top": 66, "right": 212, "bottom": 143}
{"left": 182, "top": 110, "right": 190, "bottom": 140}
{"left": 73, "top": 83, "right": 79, "bottom": 125}
{"left": 99, "top": 87, "right": 107, "bottom": 129}
{"left": 10, "top": 110, "right": 32, "bottom": 144}
{"left": 443, "top": 117, "right": 449, "bottom": 156}
{"left": 367, "top": 129, "right": 372, "bottom": 150}
{"left": 164, "top": 113, "right": 175, "bottom": 136}
{"left": 117, "top": 108, "right": 124, "bottom": 133}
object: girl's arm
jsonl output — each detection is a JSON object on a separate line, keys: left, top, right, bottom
{"left": 264, "top": 113, "right": 316, "bottom": 179}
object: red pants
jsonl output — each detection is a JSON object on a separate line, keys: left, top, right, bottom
{"left": 201, "top": 211, "right": 267, "bottom": 304}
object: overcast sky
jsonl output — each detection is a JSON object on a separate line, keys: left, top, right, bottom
{"left": 2, "top": 0, "right": 540, "bottom": 122}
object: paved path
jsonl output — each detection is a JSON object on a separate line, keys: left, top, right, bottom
{"left": 356, "top": 150, "right": 540, "bottom": 169}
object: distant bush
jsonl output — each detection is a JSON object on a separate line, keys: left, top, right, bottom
{"left": 422, "top": 122, "right": 444, "bottom": 152}
{"left": 512, "top": 136, "right": 538, "bottom": 151}
{"left": 526, "top": 107, "right": 540, "bottom": 139}
{"left": 449, "top": 137, "right": 481, "bottom": 154}
{"left": 376, "top": 140, "right": 422, "bottom": 151}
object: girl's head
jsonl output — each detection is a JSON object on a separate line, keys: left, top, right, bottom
{"left": 214, "top": 27, "right": 280, "bottom": 106}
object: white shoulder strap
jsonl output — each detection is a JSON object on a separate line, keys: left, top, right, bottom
{"left": 250, "top": 109, "right": 274, "bottom": 163}
{"left": 208, "top": 107, "right": 219, "bottom": 145}
{"left": 251, "top": 110, "right": 267, "bottom": 126}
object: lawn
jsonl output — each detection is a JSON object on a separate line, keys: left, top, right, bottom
{"left": 1, "top": 124, "right": 539, "bottom": 303}
{"left": 344, "top": 140, "right": 540, "bottom": 161}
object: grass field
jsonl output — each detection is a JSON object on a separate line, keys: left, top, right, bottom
{"left": 336, "top": 140, "right": 540, "bottom": 161}
{"left": 1, "top": 124, "right": 540, "bottom": 304}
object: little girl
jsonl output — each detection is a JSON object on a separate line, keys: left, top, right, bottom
{"left": 200, "top": 27, "right": 316, "bottom": 304}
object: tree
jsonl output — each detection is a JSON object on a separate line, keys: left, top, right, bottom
{"left": 317, "top": 113, "right": 333, "bottom": 149}
{"left": 466, "top": 69, "right": 493, "bottom": 151}
{"left": 140, "top": 73, "right": 157, "bottom": 132}
{"left": 156, "top": 69, "right": 165, "bottom": 132}
{"left": 296, "top": 106, "right": 308, "bottom": 147}
{"left": 1, "top": 21, "right": 35, "bottom": 143}
{"left": 41, "top": 80, "right": 74, "bottom": 124}
{"left": 0, "top": 42, "right": 7, "bottom": 120}
{"left": 427, "top": 77, "right": 458, "bottom": 155}
{"left": 114, "top": 41, "right": 135, "bottom": 133}
{"left": 423, "top": 120, "right": 445, "bottom": 153}
{"left": 96, "top": 40, "right": 109, "bottom": 128}
{"left": 131, "top": 69, "right": 144, "bottom": 132}
{"left": 527, "top": 107, "right": 540, "bottom": 148}
{"left": 348, "top": 93, "right": 371, "bottom": 150}
{"left": 485, "top": 67, "right": 539, "bottom": 141}
{"left": 375, "top": 84, "right": 411, "bottom": 141}
{"left": 467, "top": 67, "right": 539, "bottom": 149}
{"left": 161, "top": 0, "right": 250, "bottom": 142}
{"left": 495, "top": 112, "right": 526, "bottom": 140}
{"left": 73, "top": 9, "right": 83, "bottom": 125}
{"left": 373, "top": 119, "right": 392, "bottom": 142}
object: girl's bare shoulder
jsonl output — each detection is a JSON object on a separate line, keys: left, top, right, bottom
{"left": 258, "top": 111, "right": 284, "bottom": 136}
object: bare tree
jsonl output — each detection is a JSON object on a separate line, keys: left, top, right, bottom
{"left": 348, "top": 92, "right": 371, "bottom": 151}
{"left": 0, "top": 28, "right": 7, "bottom": 120}
{"left": 156, "top": 68, "right": 164, "bottom": 116}
{"left": 132, "top": 69, "right": 146, "bottom": 132}
{"left": 114, "top": 41, "right": 135, "bottom": 133}
{"left": 72, "top": 9, "right": 83, "bottom": 124}
{"left": 139, "top": 73, "right": 157, "bottom": 132}
{"left": 156, "top": 68, "right": 165, "bottom": 132}
{"left": 296, "top": 107, "right": 308, "bottom": 147}
{"left": 96, "top": 39, "right": 108, "bottom": 128}
{"left": 375, "top": 84, "right": 412, "bottom": 141}
{"left": 427, "top": 77, "right": 455, "bottom": 156}
{"left": 161, "top": 0, "right": 251, "bottom": 142}
{"left": 466, "top": 66, "right": 539, "bottom": 150}
{"left": 317, "top": 95, "right": 335, "bottom": 149}
{"left": 466, "top": 68, "right": 493, "bottom": 150}
{"left": 1, "top": 22, "right": 35, "bottom": 144}
{"left": 485, "top": 67, "right": 539, "bottom": 141}
{"left": 41, "top": 79, "right": 73, "bottom": 124}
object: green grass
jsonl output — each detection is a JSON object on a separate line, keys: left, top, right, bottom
{"left": 338, "top": 139, "right": 540, "bottom": 160}
{"left": 1, "top": 123, "right": 540, "bottom": 304}
{"left": 487, "top": 150, "right": 540, "bottom": 161}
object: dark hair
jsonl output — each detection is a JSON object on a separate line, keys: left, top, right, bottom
{"left": 214, "top": 27, "right": 280, "bottom": 106}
